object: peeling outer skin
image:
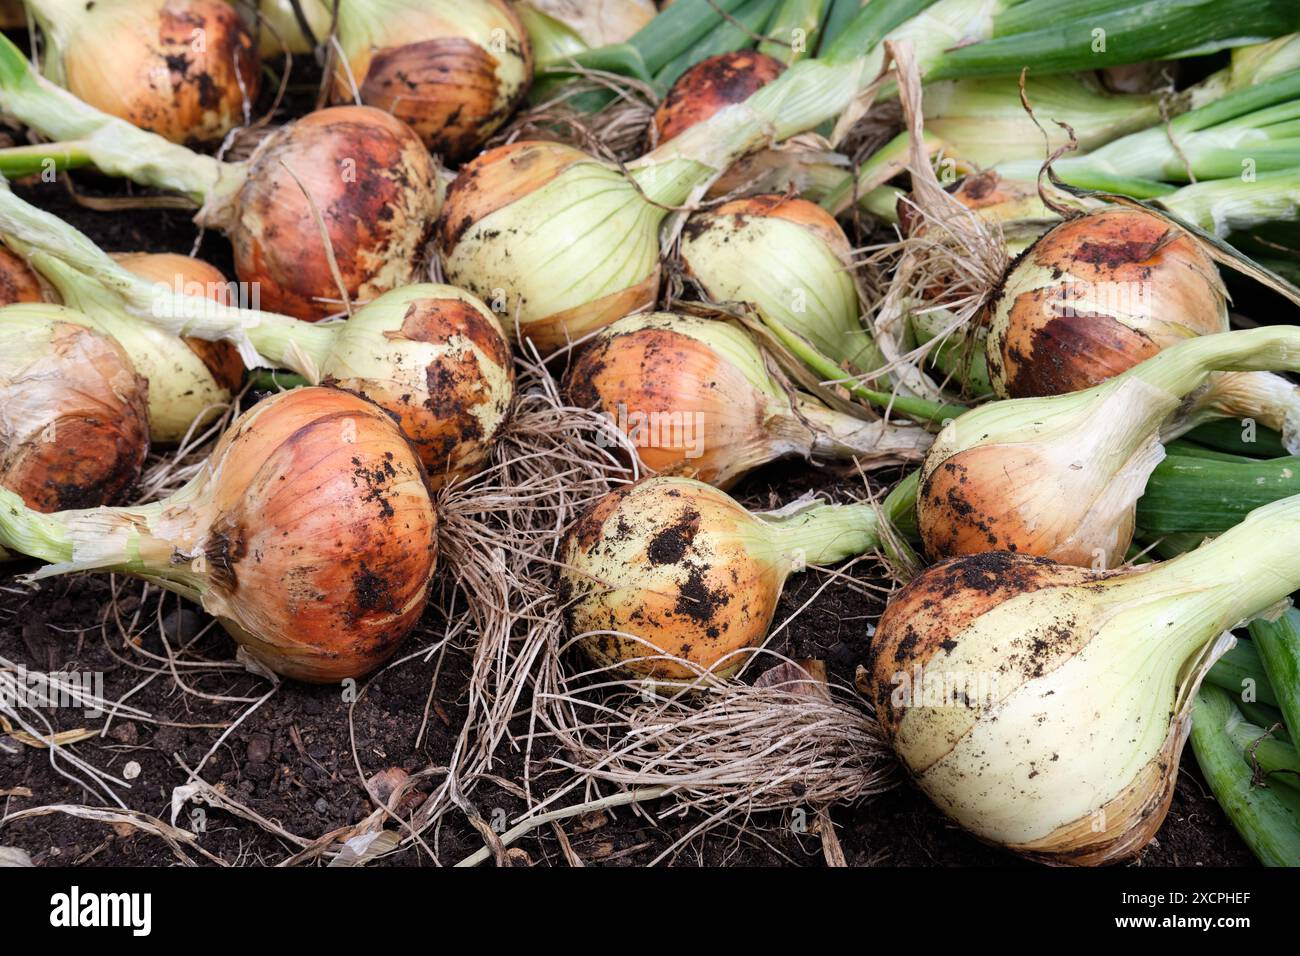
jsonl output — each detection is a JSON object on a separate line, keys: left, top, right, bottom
{"left": 984, "top": 207, "right": 1228, "bottom": 400}
{"left": 868, "top": 552, "right": 1221, "bottom": 864}
{"left": 320, "top": 285, "right": 514, "bottom": 488}
{"left": 917, "top": 375, "right": 1177, "bottom": 567}
{"left": 562, "top": 313, "right": 810, "bottom": 489}
{"left": 333, "top": 0, "right": 531, "bottom": 162}
{"left": 217, "top": 105, "right": 442, "bottom": 321}
{"left": 57, "top": 0, "right": 261, "bottom": 146}
{"left": 653, "top": 51, "right": 785, "bottom": 145}
{"left": 438, "top": 141, "right": 663, "bottom": 353}
{"left": 0, "top": 318, "right": 149, "bottom": 513}
{"left": 558, "top": 477, "right": 786, "bottom": 682}
{"left": 197, "top": 388, "right": 438, "bottom": 682}
{"left": 1189, "top": 369, "right": 1300, "bottom": 455}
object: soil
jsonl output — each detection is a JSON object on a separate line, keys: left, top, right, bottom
{"left": 0, "top": 52, "right": 1259, "bottom": 870}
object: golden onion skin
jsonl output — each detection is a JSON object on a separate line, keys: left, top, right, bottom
{"left": 0, "top": 311, "right": 149, "bottom": 512}
{"left": 653, "top": 51, "right": 784, "bottom": 144}
{"left": 0, "top": 247, "right": 48, "bottom": 305}
{"left": 558, "top": 477, "right": 786, "bottom": 681}
{"left": 438, "top": 140, "right": 661, "bottom": 352}
{"left": 54, "top": 0, "right": 260, "bottom": 145}
{"left": 867, "top": 551, "right": 1192, "bottom": 865}
{"left": 199, "top": 387, "right": 438, "bottom": 682}
{"left": 334, "top": 0, "right": 532, "bottom": 162}
{"left": 563, "top": 315, "right": 797, "bottom": 489}
{"left": 224, "top": 106, "right": 443, "bottom": 321}
{"left": 984, "top": 207, "right": 1227, "bottom": 399}
{"left": 319, "top": 285, "right": 514, "bottom": 488}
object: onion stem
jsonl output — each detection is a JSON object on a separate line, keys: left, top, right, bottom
{"left": 1249, "top": 610, "right": 1300, "bottom": 741}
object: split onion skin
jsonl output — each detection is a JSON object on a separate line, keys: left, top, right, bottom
{"left": 984, "top": 207, "right": 1227, "bottom": 398}
{"left": 223, "top": 106, "right": 443, "bottom": 321}
{"left": 53, "top": 0, "right": 261, "bottom": 145}
{"left": 197, "top": 387, "right": 438, "bottom": 682}
{"left": 333, "top": 0, "right": 532, "bottom": 162}
{"left": 558, "top": 477, "right": 784, "bottom": 682}
{"left": 438, "top": 140, "right": 659, "bottom": 352}
{"left": 318, "top": 285, "right": 515, "bottom": 488}
{"left": 653, "top": 51, "right": 785, "bottom": 144}
{"left": 867, "top": 551, "right": 1187, "bottom": 865}
{"left": 0, "top": 308, "right": 149, "bottom": 512}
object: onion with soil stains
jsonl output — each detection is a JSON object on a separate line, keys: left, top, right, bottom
{"left": 653, "top": 51, "right": 785, "bottom": 145}
{"left": 0, "top": 387, "right": 438, "bottom": 682}
{"left": 558, "top": 475, "right": 886, "bottom": 682}
{"left": 983, "top": 207, "right": 1300, "bottom": 453}
{"left": 0, "top": 246, "right": 49, "bottom": 305}
{"left": 680, "top": 194, "right": 884, "bottom": 373}
{"left": 0, "top": 304, "right": 149, "bottom": 512}
{"left": 870, "top": 492, "right": 1300, "bottom": 863}
{"left": 918, "top": 326, "right": 1300, "bottom": 568}
{"left": 563, "top": 312, "right": 929, "bottom": 488}
{"left": 30, "top": 0, "right": 260, "bottom": 145}
{"left": 332, "top": 0, "right": 532, "bottom": 162}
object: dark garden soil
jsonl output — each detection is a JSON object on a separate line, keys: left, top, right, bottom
{"left": 0, "top": 50, "right": 1257, "bottom": 869}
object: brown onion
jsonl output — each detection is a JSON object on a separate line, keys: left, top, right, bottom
{"left": 653, "top": 51, "right": 785, "bottom": 145}
{"left": 33, "top": 0, "right": 260, "bottom": 145}
{"left": 0, "top": 305, "right": 149, "bottom": 512}
{"left": 0, "top": 246, "right": 48, "bottom": 305}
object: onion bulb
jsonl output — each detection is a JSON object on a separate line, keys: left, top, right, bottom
{"left": 559, "top": 476, "right": 882, "bottom": 681}
{"left": 653, "top": 51, "right": 785, "bottom": 145}
{"left": 12, "top": 248, "right": 244, "bottom": 444}
{"left": 0, "top": 246, "right": 48, "bottom": 305}
{"left": 234, "top": 0, "right": 331, "bottom": 58}
{"left": 918, "top": 326, "right": 1300, "bottom": 568}
{"left": 984, "top": 207, "right": 1300, "bottom": 452}
{"left": 31, "top": 0, "right": 260, "bottom": 145}
{"left": 0, "top": 304, "right": 149, "bottom": 512}
{"left": 869, "top": 493, "right": 1300, "bottom": 864}
{"left": 332, "top": 0, "right": 532, "bottom": 162}
{"left": 524, "top": 0, "right": 655, "bottom": 48}
{"left": 680, "top": 194, "right": 883, "bottom": 373}
{"left": 0, "top": 387, "right": 438, "bottom": 681}
{"left": 563, "top": 312, "right": 929, "bottom": 488}
{"left": 205, "top": 106, "right": 444, "bottom": 321}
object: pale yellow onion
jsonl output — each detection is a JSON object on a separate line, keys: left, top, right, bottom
{"left": 526, "top": 0, "right": 655, "bottom": 47}
{"left": 680, "top": 194, "right": 882, "bottom": 372}
{"left": 233, "top": 0, "right": 332, "bottom": 57}
{"left": 31, "top": 0, "right": 260, "bottom": 145}
{"left": 918, "top": 327, "right": 1300, "bottom": 568}
{"left": 563, "top": 311, "right": 929, "bottom": 488}
{"left": 333, "top": 0, "right": 531, "bottom": 161}
{"left": 870, "top": 493, "right": 1300, "bottom": 864}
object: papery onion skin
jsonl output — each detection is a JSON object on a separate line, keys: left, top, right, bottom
{"left": 318, "top": 284, "right": 514, "bottom": 487}
{"left": 0, "top": 247, "right": 48, "bottom": 305}
{"left": 197, "top": 387, "right": 438, "bottom": 681}
{"left": 0, "top": 307, "right": 149, "bottom": 512}
{"left": 49, "top": 0, "right": 261, "bottom": 145}
{"left": 562, "top": 313, "right": 802, "bottom": 489}
{"left": 984, "top": 207, "right": 1227, "bottom": 399}
{"left": 867, "top": 550, "right": 1198, "bottom": 865}
{"left": 558, "top": 476, "right": 786, "bottom": 681}
{"left": 333, "top": 0, "right": 532, "bottom": 162}
{"left": 438, "top": 140, "right": 661, "bottom": 352}
{"left": 527, "top": 0, "right": 655, "bottom": 47}
{"left": 219, "top": 106, "right": 443, "bottom": 321}
{"left": 653, "top": 51, "right": 785, "bottom": 144}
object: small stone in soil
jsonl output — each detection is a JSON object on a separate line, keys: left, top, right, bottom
{"left": 164, "top": 608, "right": 206, "bottom": 642}
{"left": 314, "top": 798, "right": 330, "bottom": 814}
{"left": 108, "top": 722, "right": 139, "bottom": 745}
{"left": 245, "top": 733, "right": 271, "bottom": 764}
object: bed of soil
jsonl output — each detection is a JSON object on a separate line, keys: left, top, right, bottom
{"left": 0, "top": 49, "right": 1258, "bottom": 868}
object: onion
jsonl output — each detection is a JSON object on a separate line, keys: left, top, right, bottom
{"left": 984, "top": 207, "right": 1300, "bottom": 452}
{"left": 0, "top": 387, "right": 438, "bottom": 681}
{"left": 234, "top": 0, "right": 331, "bottom": 58}
{"left": 31, "top": 0, "right": 260, "bottom": 145}
{"left": 332, "top": 0, "right": 532, "bottom": 162}
{"left": 918, "top": 326, "right": 1300, "bottom": 568}
{"left": 206, "top": 106, "right": 444, "bottom": 321}
{"left": 12, "top": 247, "right": 244, "bottom": 444}
{"left": 525, "top": 0, "right": 656, "bottom": 48}
{"left": 0, "top": 246, "right": 48, "bottom": 305}
{"left": 563, "top": 312, "right": 928, "bottom": 488}
{"left": 869, "top": 493, "right": 1300, "bottom": 863}
{"left": 0, "top": 304, "right": 149, "bottom": 512}
{"left": 680, "top": 194, "right": 883, "bottom": 373}
{"left": 653, "top": 51, "right": 785, "bottom": 144}
{"left": 558, "top": 475, "right": 883, "bottom": 681}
